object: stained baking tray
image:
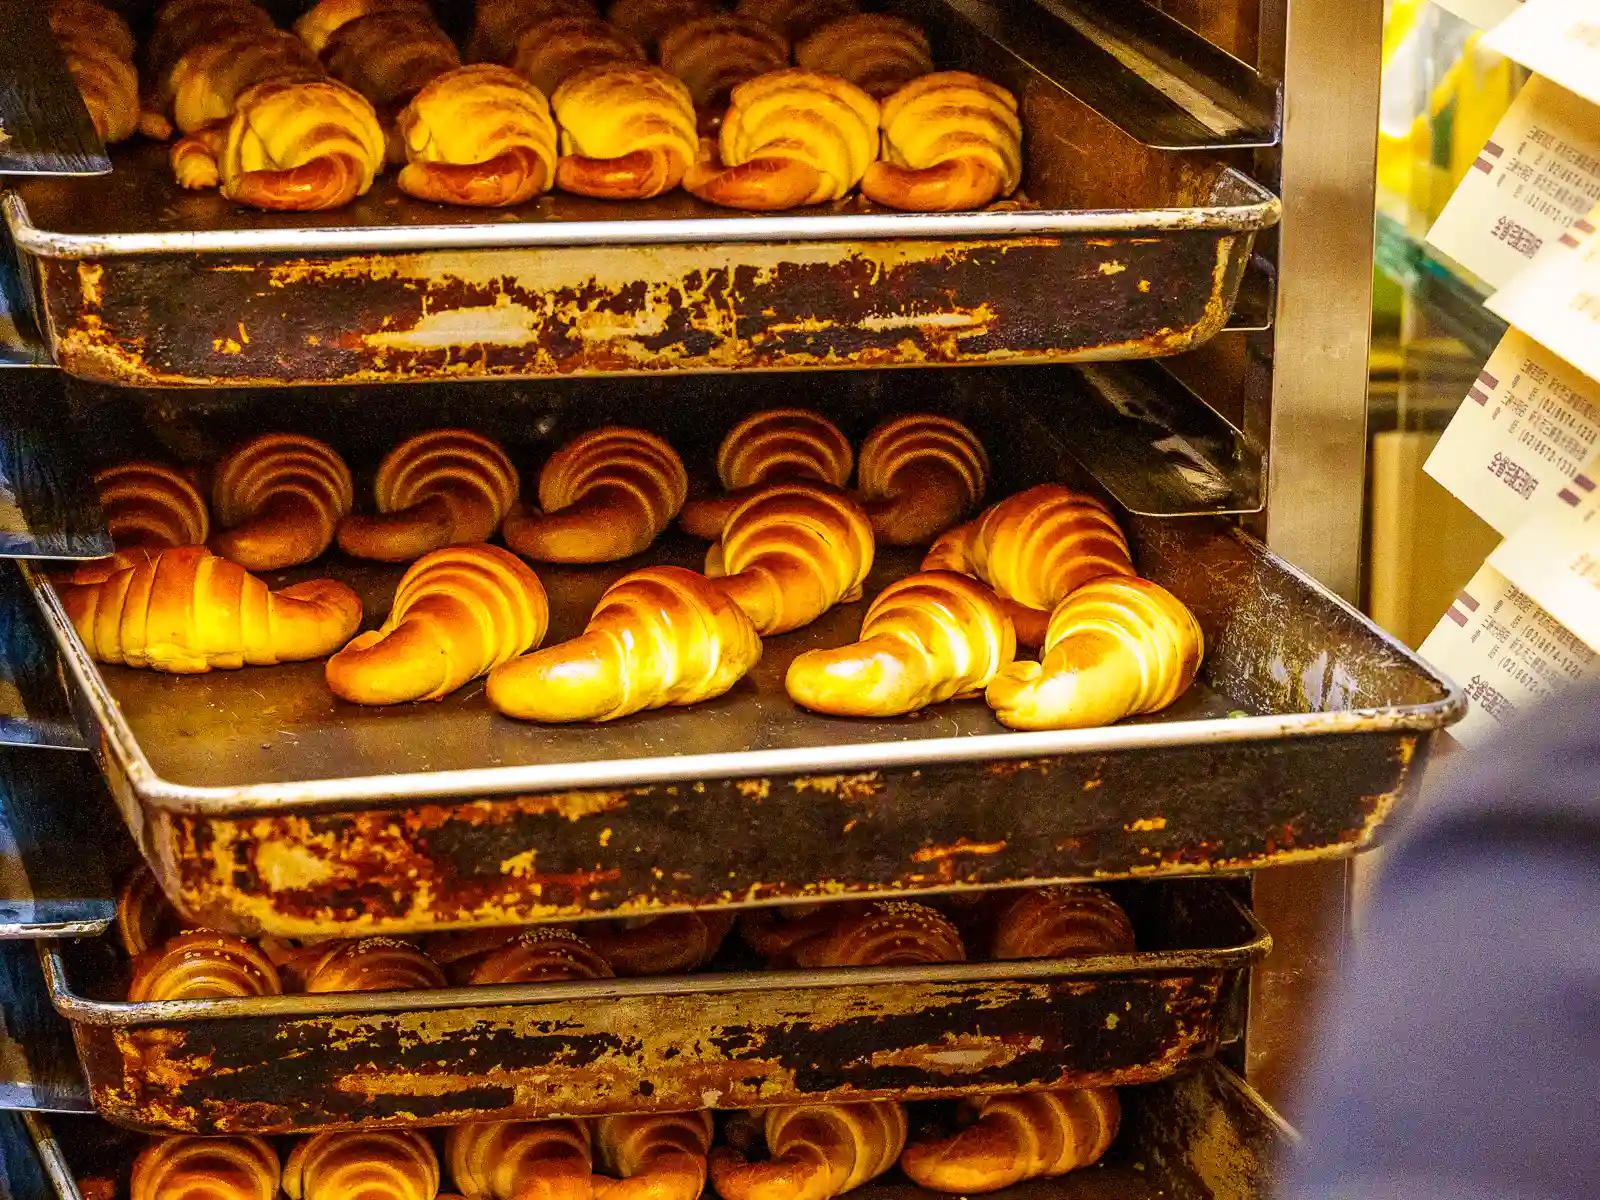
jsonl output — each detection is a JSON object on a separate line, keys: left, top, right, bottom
{"left": 1, "top": 0, "right": 1279, "bottom": 388}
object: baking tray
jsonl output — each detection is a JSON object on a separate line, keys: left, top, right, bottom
{"left": 40, "top": 880, "right": 1264, "bottom": 1134}
{"left": 1, "top": 0, "right": 1278, "bottom": 388}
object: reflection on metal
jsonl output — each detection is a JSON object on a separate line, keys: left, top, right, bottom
{"left": 0, "top": 375, "right": 110, "bottom": 560}
{"left": 0, "top": 565, "right": 86, "bottom": 750}
{"left": 0, "top": 0, "right": 110, "bottom": 177}
{"left": 1222, "top": 257, "right": 1276, "bottom": 333}
{"left": 0, "top": 944, "right": 91, "bottom": 1112}
{"left": 0, "top": 753, "right": 114, "bottom": 939}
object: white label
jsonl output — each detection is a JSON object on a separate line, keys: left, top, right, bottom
{"left": 1485, "top": 0, "right": 1600, "bottom": 107}
{"left": 1487, "top": 197, "right": 1600, "bottom": 379}
{"left": 1424, "top": 329, "right": 1600, "bottom": 535}
{"left": 1418, "top": 562, "right": 1600, "bottom": 746}
{"left": 1488, "top": 451, "right": 1600, "bottom": 651}
{"left": 1433, "top": 0, "right": 1523, "bottom": 31}
{"left": 1426, "top": 76, "right": 1600, "bottom": 290}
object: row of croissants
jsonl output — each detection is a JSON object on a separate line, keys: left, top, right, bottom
{"left": 49, "top": 0, "right": 1023, "bottom": 212}
{"left": 56, "top": 411, "right": 1203, "bottom": 730}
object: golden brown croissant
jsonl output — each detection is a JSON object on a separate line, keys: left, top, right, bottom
{"left": 50, "top": 0, "right": 134, "bottom": 60}
{"left": 447, "top": 1120, "right": 592, "bottom": 1200}
{"left": 899, "top": 1089, "right": 1119, "bottom": 1193}
{"left": 166, "top": 29, "right": 324, "bottom": 135}
{"left": 56, "top": 545, "right": 362, "bottom": 673}
{"left": 685, "top": 69, "right": 877, "bottom": 210}
{"left": 921, "top": 534, "right": 1045, "bottom": 648}
{"left": 511, "top": 16, "right": 646, "bottom": 97}
{"left": 323, "top": 8, "right": 461, "bottom": 117}
{"left": 787, "top": 900, "right": 966, "bottom": 968}
{"left": 144, "top": 0, "right": 282, "bottom": 137}
{"left": 855, "top": 415, "right": 988, "bottom": 546}
{"left": 785, "top": 570, "right": 1014, "bottom": 716}
{"left": 129, "top": 932, "right": 284, "bottom": 1001}
{"left": 295, "top": 0, "right": 432, "bottom": 55}
{"left": 795, "top": 15, "right": 931, "bottom": 99}
{"left": 605, "top": 0, "right": 716, "bottom": 50}
{"left": 709, "top": 1102, "right": 905, "bottom": 1200}
{"left": 989, "top": 886, "right": 1136, "bottom": 960}
{"left": 593, "top": 1112, "right": 714, "bottom": 1200}
{"left": 326, "top": 544, "right": 548, "bottom": 705}
{"left": 704, "top": 483, "right": 873, "bottom": 636}
{"left": 502, "top": 427, "right": 687, "bottom": 563}
{"left": 131, "top": 1135, "right": 280, "bottom": 1200}
{"left": 579, "top": 910, "right": 735, "bottom": 976}
{"left": 91, "top": 461, "right": 210, "bottom": 553}
{"left": 679, "top": 409, "right": 853, "bottom": 540}
{"left": 469, "top": 0, "right": 598, "bottom": 65}
{"left": 551, "top": 65, "right": 697, "bottom": 199}
{"left": 283, "top": 1131, "right": 440, "bottom": 1200}
{"left": 262, "top": 938, "right": 337, "bottom": 992}
{"left": 50, "top": 1, "right": 140, "bottom": 144}
{"left": 396, "top": 65, "right": 559, "bottom": 205}
{"left": 116, "top": 865, "right": 180, "bottom": 959}
{"left": 986, "top": 575, "right": 1203, "bottom": 731}
{"left": 657, "top": 16, "right": 789, "bottom": 110}
{"left": 734, "top": 0, "right": 858, "bottom": 40}
{"left": 489, "top": 566, "right": 761, "bottom": 722}
{"left": 338, "top": 429, "right": 521, "bottom": 561}
{"left": 209, "top": 433, "right": 354, "bottom": 571}
{"left": 466, "top": 927, "right": 616, "bottom": 985}
{"left": 300, "top": 936, "right": 447, "bottom": 993}
{"left": 861, "top": 72, "right": 1022, "bottom": 212}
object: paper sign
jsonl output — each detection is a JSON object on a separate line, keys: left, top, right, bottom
{"left": 1426, "top": 76, "right": 1600, "bottom": 290}
{"left": 1424, "top": 329, "right": 1600, "bottom": 535}
{"left": 1418, "top": 562, "right": 1600, "bottom": 746}
{"left": 1485, "top": 0, "right": 1600, "bottom": 107}
{"left": 1433, "top": 0, "right": 1523, "bottom": 31}
{"left": 1488, "top": 451, "right": 1600, "bottom": 652}
{"left": 1487, "top": 197, "right": 1600, "bottom": 380}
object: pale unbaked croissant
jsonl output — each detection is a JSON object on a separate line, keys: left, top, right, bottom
{"left": 658, "top": 16, "right": 789, "bottom": 110}
{"left": 469, "top": 0, "right": 598, "bottom": 66}
{"left": 605, "top": 0, "right": 716, "bottom": 51}
{"left": 131, "top": 1135, "right": 280, "bottom": 1200}
{"left": 326, "top": 544, "right": 549, "bottom": 705}
{"left": 989, "top": 886, "right": 1136, "bottom": 960}
{"left": 129, "top": 931, "right": 284, "bottom": 1001}
{"left": 987, "top": 575, "right": 1203, "bottom": 731}
{"left": 855, "top": 415, "right": 988, "bottom": 545}
{"left": 899, "top": 1089, "right": 1119, "bottom": 1193}
{"left": 785, "top": 570, "right": 1014, "bottom": 716}
{"left": 704, "top": 483, "right": 873, "bottom": 636}
{"left": 295, "top": 0, "right": 432, "bottom": 55}
{"left": 50, "top": 2, "right": 140, "bottom": 143}
{"left": 685, "top": 69, "right": 878, "bottom": 210}
{"left": 56, "top": 545, "right": 363, "bottom": 673}
{"left": 90, "top": 461, "right": 210, "bottom": 553}
{"left": 679, "top": 408, "right": 853, "bottom": 540}
{"left": 337, "top": 429, "right": 521, "bottom": 561}
{"left": 795, "top": 15, "right": 931, "bottom": 99}
{"left": 579, "top": 910, "right": 735, "bottom": 976}
{"left": 396, "top": 65, "right": 559, "bottom": 205}
{"left": 466, "top": 927, "right": 616, "bottom": 984}
{"left": 283, "top": 1131, "right": 440, "bottom": 1200}
{"left": 552, "top": 65, "right": 697, "bottom": 199}
{"left": 709, "top": 1102, "right": 905, "bottom": 1200}
{"left": 209, "top": 433, "right": 354, "bottom": 571}
{"left": 447, "top": 1119, "right": 592, "bottom": 1200}
{"left": 734, "top": 0, "right": 858, "bottom": 40}
{"left": 116, "top": 865, "right": 180, "bottom": 959}
{"left": 487, "top": 565, "right": 761, "bottom": 722}
{"left": 301, "top": 936, "right": 447, "bottom": 992}
{"left": 861, "top": 72, "right": 1022, "bottom": 212}
{"left": 502, "top": 427, "right": 687, "bottom": 563}
{"left": 511, "top": 16, "right": 646, "bottom": 97}
{"left": 593, "top": 1112, "right": 714, "bottom": 1200}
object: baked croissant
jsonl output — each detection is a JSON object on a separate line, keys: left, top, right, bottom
{"left": 502, "top": 427, "right": 687, "bottom": 563}
{"left": 337, "top": 429, "right": 521, "bottom": 561}
{"left": 295, "top": 0, "right": 433, "bottom": 55}
{"left": 579, "top": 910, "right": 734, "bottom": 976}
{"left": 326, "top": 544, "right": 549, "bottom": 705}
{"left": 116, "top": 866, "right": 180, "bottom": 959}
{"left": 465, "top": 927, "right": 616, "bottom": 984}
{"left": 685, "top": 70, "right": 878, "bottom": 210}
{"left": 658, "top": 17, "right": 790, "bottom": 110}
{"left": 552, "top": 65, "right": 697, "bottom": 199}
{"left": 705, "top": 483, "right": 873, "bottom": 636}
{"left": 56, "top": 545, "right": 363, "bottom": 673}
{"left": 210, "top": 433, "right": 354, "bottom": 571}
{"left": 855, "top": 415, "right": 988, "bottom": 545}
{"left": 50, "top": 0, "right": 134, "bottom": 60}
{"left": 50, "top": 1, "right": 140, "bottom": 143}
{"left": 899, "top": 1089, "right": 1119, "bottom": 1193}
{"left": 593, "top": 1112, "right": 714, "bottom": 1200}
{"left": 397, "top": 65, "right": 559, "bottom": 205}
{"left": 447, "top": 1120, "right": 592, "bottom": 1200}
{"left": 131, "top": 1135, "right": 280, "bottom": 1200}
{"left": 861, "top": 73, "right": 1022, "bottom": 212}
{"left": 302, "top": 936, "right": 447, "bottom": 992}
{"left": 709, "top": 1102, "right": 905, "bottom": 1200}
{"left": 469, "top": 0, "right": 598, "bottom": 64}
{"left": 165, "top": 29, "right": 324, "bottom": 136}
{"left": 487, "top": 565, "right": 761, "bottom": 722}
{"left": 986, "top": 575, "right": 1203, "bottom": 731}
{"left": 679, "top": 409, "right": 853, "bottom": 539}
{"left": 90, "top": 461, "right": 210, "bottom": 553}
{"left": 283, "top": 1131, "right": 440, "bottom": 1200}
{"left": 145, "top": 0, "right": 279, "bottom": 136}
{"left": 734, "top": 0, "right": 858, "bottom": 40}
{"left": 323, "top": 8, "right": 461, "bottom": 120}
{"left": 129, "top": 932, "right": 284, "bottom": 1001}
{"left": 785, "top": 570, "right": 1014, "bottom": 716}
{"left": 511, "top": 17, "right": 646, "bottom": 97}
{"left": 779, "top": 900, "right": 965, "bottom": 968}
{"left": 795, "top": 15, "right": 931, "bottom": 99}
{"left": 605, "top": 0, "right": 717, "bottom": 51}
{"left": 989, "top": 886, "right": 1136, "bottom": 960}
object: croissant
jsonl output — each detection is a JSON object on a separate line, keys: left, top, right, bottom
{"left": 165, "top": 29, "right": 324, "bottom": 136}
{"left": 502, "top": 427, "right": 687, "bottom": 563}
{"left": 488, "top": 565, "right": 760, "bottom": 722}
{"left": 262, "top": 938, "right": 338, "bottom": 992}
{"left": 605, "top": 0, "right": 717, "bottom": 51}
{"left": 593, "top": 1112, "right": 714, "bottom": 1200}
{"left": 91, "top": 461, "right": 210, "bottom": 553}
{"left": 209, "top": 433, "right": 354, "bottom": 571}
{"left": 579, "top": 910, "right": 734, "bottom": 975}
{"left": 295, "top": 0, "right": 433, "bottom": 55}
{"left": 734, "top": 0, "right": 858, "bottom": 40}
{"left": 49, "top": 0, "right": 134, "bottom": 61}
{"left": 511, "top": 17, "right": 646, "bottom": 97}
{"left": 738, "top": 901, "right": 861, "bottom": 962}
{"left": 323, "top": 8, "right": 461, "bottom": 120}
{"left": 787, "top": 901, "right": 965, "bottom": 968}
{"left": 56, "top": 546, "right": 363, "bottom": 673}
{"left": 685, "top": 70, "right": 877, "bottom": 210}
{"left": 855, "top": 415, "right": 988, "bottom": 545}
{"left": 337, "top": 429, "right": 521, "bottom": 561}
{"left": 657, "top": 16, "right": 789, "bottom": 110}
{"left": 986, "top": 575, "right": 1203, "bottom": 731}
{"left": 465, "top": 928, "right": 615, "bottom": 986}
{"left": 326, "top": 544, "right": 549, "bottom": 705}
{"left": 397, "top": 65, "right": 559, "bottom": 205}
{"left": 469, "top": 0, "right": 598, "bottom": 64}
{"left": 921, "top": 532, "right": 1046, "bottom": 648}
{"left": 989, "top": 886, "right": 1136, "bottom": 960}
{"left": 704, "top": 483, "right": 873, "bottom": 636}
{"left": 795, "top": 15, "right": 931, "bottom": 99}
{"left": 129, "top": 931, "right": 284, "bottom": 1001}
{"left": 709, "top": 1103, "right": 905, "bottom": 1200}
{"left": 552, "top": 66, "right": 697, "bottom": 200}
{"left": 145, "top": 0, "right": 279, "bottom": 136}
{"left": 131, "top": 1136, "right": 280, "bottom": 1200}
{"left": 50, "top": 3, "right": 140, "bottom": 144}
{"left": 899, "top": 1089, "right": 1119, "bottom": 1193}
{"left": 116, "top": 866, "right": 180, "bottom": 959}
{"left": 860, "top": 73, "right": 1021, "bottom": 212}
{"left": 679, "top": 409, "right": 853, "bottom": 539}
{"left": 447, "top": 1120, "right": 592, "bottom": 1200}
{"left": 301, "top": 936, "right": 447, "bottom": 992}
{"left": 283, "top": 1131, "right": 440, "bottom": 1200}
{"left": 785, "top": 570, "right": 1014, "bottom": 716}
